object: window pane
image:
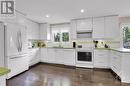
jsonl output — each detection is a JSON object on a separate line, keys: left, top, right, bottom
{"left": 54, "top": 32, "right": 60, "bottom": 42}
{"left": 62, "top": 32, "right": 69, "bottom": 42}
{"left": 123, "top": 26, "right": 130, "bottom": 49}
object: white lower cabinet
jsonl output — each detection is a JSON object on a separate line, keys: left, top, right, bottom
{"left": 121, "top": 53, "right": 130, "bottom": 83}
{"left": 63, "top": 49, "right": 76, "bottom": 66}
{"left": 47, "top": 49, "right": 55, "bottom": 63}
{"left": 55, "top": 49, "right": 64, "bottom": 64}
{"left": 110, "top": 50, "right": 121, "bottom": 76}
{"left": 40, "top": 48, "right": 76, "bottom": 66}
{"left": 110, "top": 50, "right": 130, "bottom": 83}
{"left": 40, "top": 48, "right": 47, "bottom": 62}
{"left": 94, "top": 50, "right": 109, "bottom": 68}
{"left": 28, "top": 48, "right": 40, "bottom": 66}
{"left": 0, "top": 75, "right": 6, "bottom": 86}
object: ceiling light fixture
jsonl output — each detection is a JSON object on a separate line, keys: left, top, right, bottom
{"left": 45, "top": 14, "right": 50, "bottom": 18}
{"left": 80, "top": 9, "right": 85, "bottom": 13}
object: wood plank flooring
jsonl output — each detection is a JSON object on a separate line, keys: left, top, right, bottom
{"left": 7, "top": 64, "right": 130, "bottom": 86}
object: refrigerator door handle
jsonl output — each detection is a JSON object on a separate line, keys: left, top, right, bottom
{"left": 19, "top": 30, "right": 22, "bottom": 52}
{"left": 10, "top": 55, "right": 27, "bottom": 59}
{"left": 16, "top": 31, "right": 20, "bottom": 52}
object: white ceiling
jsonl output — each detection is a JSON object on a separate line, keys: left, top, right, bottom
{"left": 16, "top": 0, "right": 130, "bottom": 24}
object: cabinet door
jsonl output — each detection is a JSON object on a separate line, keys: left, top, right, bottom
{"left": 47, "top": 49, "right": 55, "bottom": 63}
{"left": 63, "top": 49, "right": 76, "bottom": 66}
{"left": 29, "top": 49, "right": 40, "bottom": 66}
{"left": 110, "top": 51, "right": 121, "bottom": 76}
{"left": 70, "top": 20, "right": 77, "bottom": 40}
{"left": 105, "top": 16, "right": 119, "bottom": 39}
{"left": 40, "top": 23, "right": 50, "bottom": 40}
{"left": 77, "top": 18, "right": 93, "bottom": 31}
{"left": 94, "top": 50, "right": 109, "bottom": 68}
{"left": 40, "top": 48, "right": 48, "bottom": 62}
{"left": 55, "top": 49, "right": 63, "bottom": 64}
{"left": 93, "top": 17, "right": 105, "bottom": 38}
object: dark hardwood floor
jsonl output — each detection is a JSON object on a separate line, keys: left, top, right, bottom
{"left": 7, "top": 64, "right": 130, "bottom": 86}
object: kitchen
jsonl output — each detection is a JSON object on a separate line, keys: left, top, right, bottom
{"left": 0, "top": 0, "right": 130, "bottom": 86}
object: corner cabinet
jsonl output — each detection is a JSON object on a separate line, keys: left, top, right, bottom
{"left": 110, "top": 50, "right": 121, "bottom": 77}
{"left": 39, "top": 23, "right": 50, "bottom": 40}
{"left": 94, "top": 49, "right": 109, "bottom": 68}
{"left": 110, "top": 50, "right": 130, "bottom": 83}
{"left": 105, "top": 16, "right": 119, "bottom": 39}
{"left": 28, "top": 48, "right": 40, "bottom": 66}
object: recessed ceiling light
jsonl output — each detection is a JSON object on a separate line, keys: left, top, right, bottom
{"left": 45, "top": 14, "right": 50, "bottom": 18}
{"left": 80, "top": 9, "right": 85, "bottom": 13}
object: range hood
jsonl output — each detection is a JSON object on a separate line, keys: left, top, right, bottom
{"left": 77, "top": 30, "right": 93, "bottom": 38}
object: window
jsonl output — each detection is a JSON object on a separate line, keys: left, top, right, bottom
{"left": 62, "top": 32, "right": 69, "bottom": 42}
{"left": 51, "top": 23, "right": 70, "bottom": 42}
{"left": 123, "top": 26, "right": 130, "bottom": 49}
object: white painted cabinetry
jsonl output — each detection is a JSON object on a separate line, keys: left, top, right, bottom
{"left": 55, "top": 49, "right": 64, "bottom": 64}
{"left": 110, "top": 50, "right": 121, "bottom": 76}
{"left": 28, "top": 48, "right": 40, "bottom": 66}
{"left": 40, "top": 48, "right": 76, "bottom": 66}
{"left": 121, "top": 53, "right": 130, "bottom": 83}
{"left": 63, "top": 49, "right": 76, "bottom": 66}
{"left": 93, "top": 17, "right": 105, "bottom": 38}
{"left": 93, "top": 16, "right": 119, "bottom": 39}
{"left": 94, "top": 50, "right": 109, "bottom": 68}
{"left": 0, "top": 75, "right": 6, "bottom": 86}
{"left": 76, "top": 18, "right": 93, "bottom": 31}
{"left": 105, "top": 16, "right": 119, "bottom": 39}
{"left": 47, "top": 49, "right": 55, "bottom": 63}
{"left": 110, "top": 50, "right": 130, "bottom": 83}
{"left": 70, "top": 20, "right": 77, "bottom": 40}
{"left": 39, "top": 23, "right": 50, "bottom": 40}
{"left": 40, "top": 48, "right": 48, "bottom": 62}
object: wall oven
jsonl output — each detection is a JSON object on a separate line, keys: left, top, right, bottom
{"left": 76, "top": 48, "right": 93, "bottom": 68}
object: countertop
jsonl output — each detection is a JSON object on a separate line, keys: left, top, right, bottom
{"left": 95, "top": 48, "right": 130, "bottom": 53}
{"left": 42, "top": 47, "right": 75, "bottom": 49}
{"left": 0, "top": 67, "right": 10, "bottom": 76}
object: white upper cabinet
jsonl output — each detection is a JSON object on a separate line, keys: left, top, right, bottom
{"left": 105, "top": 16, "right": 119, "bottom": 39}
{"left": 39, "top": 23, "right": 50, "bottom": 40}
{"left": 93, "top": 17, "right": 105, "bottom": 38}
{"left": 70, "top": 20, "right": 77, "bottom": 40}
{"left": 76, "top": 18, "right": 93, "bottom": 31}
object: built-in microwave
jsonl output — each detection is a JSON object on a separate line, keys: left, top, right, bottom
{"left": 77, "top": 30, "right": 92, "bottom": 39}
